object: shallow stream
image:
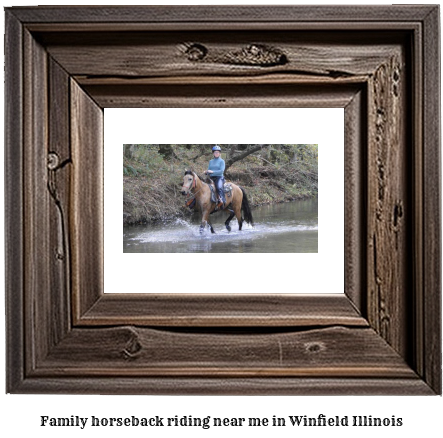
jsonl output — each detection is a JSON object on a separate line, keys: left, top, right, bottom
{"left": 123, "top": 198, "right": 318, "bottom": 253}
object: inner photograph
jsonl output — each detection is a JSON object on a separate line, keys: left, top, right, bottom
{"left": 123, "top": 144, "right": 318, "bottom": 253}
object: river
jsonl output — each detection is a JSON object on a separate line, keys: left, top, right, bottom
{"left": 123, "top": 197, "right": 318, "bottom": 253}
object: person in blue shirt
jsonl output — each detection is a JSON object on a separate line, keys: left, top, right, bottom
{"left": 204, "top": 145, "right": 226, "bottom": 209}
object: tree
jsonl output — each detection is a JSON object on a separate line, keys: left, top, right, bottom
{"left": 224, "top": 144, "right": 270, "bottom": 172}
{"left": 158, "top": 145, "right": 178, "bottom": 160}
{"left": 191, "top": 145, "right": 208, "bottom": 161}
{"left": 124, "top": 144, "right": 136, "bottom": 159}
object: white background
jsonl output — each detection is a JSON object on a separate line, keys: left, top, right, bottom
{"left": 1, "top": 1, "right": 442, "bottom": 437}
{"left": 106, "top": 108, "right": 343, "bottom": 294}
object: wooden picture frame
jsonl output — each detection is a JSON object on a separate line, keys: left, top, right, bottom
{"left": 5, "top": 5, "right": 441, "bottom": 394}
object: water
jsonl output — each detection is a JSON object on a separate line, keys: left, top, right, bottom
{"left": 123, "top": 198, "right": 318, "bottom": 253}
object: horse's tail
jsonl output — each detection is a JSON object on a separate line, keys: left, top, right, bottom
{"left": 240, "top": 187, "right": 254, "bottom": 226}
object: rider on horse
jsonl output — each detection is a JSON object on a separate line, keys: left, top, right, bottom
{"left": 204, "top": 145, "right": 226, "bottom": 210}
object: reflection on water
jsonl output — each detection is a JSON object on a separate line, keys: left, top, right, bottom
{"left": 123, "top": 198, "right": 318, "bottom": 253}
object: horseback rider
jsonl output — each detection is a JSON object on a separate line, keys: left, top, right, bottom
{"left": 204, "top": 145, "right": 226, "bottom": 209}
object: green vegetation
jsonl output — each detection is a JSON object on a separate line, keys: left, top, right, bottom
{"left": 123, "top": 144, "right": 318, "bottom": 225}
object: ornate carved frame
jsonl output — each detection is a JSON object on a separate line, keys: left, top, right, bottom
{"left": 5, "top": 6, "right": 441, "bottom": 394}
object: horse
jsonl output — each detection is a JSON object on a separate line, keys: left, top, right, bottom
{"left": 181, "top": 170, "right": 254, "bottom": 233}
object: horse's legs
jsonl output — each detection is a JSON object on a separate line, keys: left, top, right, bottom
{"left": 200, "top": 214, "right": 207, "bottom": 233}
{"left": 238, "top": 216, "right": 244, "bottom": 231}
{"left": 234, "top": 202, "right": 244, "bottom": 231}
{"left": 200, "top": 210, "right": 216, "bottom": 233}
{"left": 224, "top": 211, "right": 235, "bottom": 232}
{"left": 200, "top": 221, "right": 215, "bottom": 233}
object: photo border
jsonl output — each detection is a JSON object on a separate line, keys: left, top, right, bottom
{"left": 107, "top": 109, "right": 341, "bottom": 294}
{"left": 5, "top": 5, "right": 441, "bottom": 394}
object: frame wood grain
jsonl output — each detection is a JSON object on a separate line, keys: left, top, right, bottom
{"left": 5, "top": 5, "right": 441, "bottom": 394}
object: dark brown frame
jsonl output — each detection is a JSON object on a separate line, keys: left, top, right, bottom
{"left": 5, "top": 6, "right": 441, "bottom": 394}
